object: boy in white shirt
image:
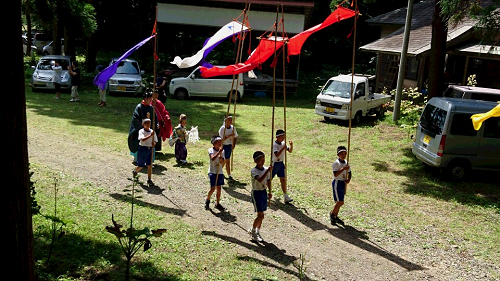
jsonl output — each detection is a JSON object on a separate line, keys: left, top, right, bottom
{"left": 272, "top": 129, "right": 294, "bottom": 203}
{"left": 205, "top": 136, "right": 226, "bottom": 211}
{"left": 219, "top": 115, "right": 238, "bottom": 180}
{"left": 132, "top": 118, "right": 158, "bottom": 187}
{"left": 330, "top": 145, "right": 351, "bottom": 226}
{"left": 249, "top": 151, "right": 273, "bottom": 242}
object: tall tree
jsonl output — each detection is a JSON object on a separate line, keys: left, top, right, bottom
{"left": 2, "top": 0, "right": 34, "bottom": 279}
{"left": 428, "top": 0, "right": 448, "bottom": 98}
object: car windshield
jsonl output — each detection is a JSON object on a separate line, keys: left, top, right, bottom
{"left": 115, "top": 61, "right": 140, "bottom": 74}
{"left": 37, "top": 59, "right": 70, "bottom": 70}
{"left": 321, "top": 80, "right": 353, "bottom": 98}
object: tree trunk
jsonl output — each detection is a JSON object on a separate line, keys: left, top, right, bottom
{"left": 2, "top": 0, "right": 35, "bottom": 279}
{"left": 428, "top": 0, "right": 448, "bottom": 98}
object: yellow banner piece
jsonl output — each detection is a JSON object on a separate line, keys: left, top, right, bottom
{"left": 471, "top": 104, "right": 500, "bottom": 131}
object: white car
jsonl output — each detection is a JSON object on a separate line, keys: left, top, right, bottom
{"left": 169, "top": 66, "right": 244, "bottom": 100}
{"left": 31, "top": 55, "right": 73, "bottom": 91}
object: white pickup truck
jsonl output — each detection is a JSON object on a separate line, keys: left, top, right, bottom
{"left": 314, "top": 74, "right": 391, "bottom": 124}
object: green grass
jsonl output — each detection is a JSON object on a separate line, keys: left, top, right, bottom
{"left": 26, "top": 78, "right": 500, "bottom": 280}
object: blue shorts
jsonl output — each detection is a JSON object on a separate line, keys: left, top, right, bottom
{"left": 272, "top": 161, "right": 285, "bottom": 178}
{"left": 332, "top": 179, "right": 346, "bottom": 202}
{"left": 251, "top": 189, "right": 268, "bottom": 212}
{"left": 137, "top": 145, "right": 153, "bottom": 167}
{"left": 209, "top": 173, "right": 225, "bottom": 187}
{"left": 223, "top": 144, "right": 232, "bottom": 159}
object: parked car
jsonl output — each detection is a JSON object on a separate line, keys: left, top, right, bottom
{"left": 42, "top": 39, "right": 64, "bottom": 55}
{"left": 444, "top": 85, "right": 500, "bottom": 102}
{"left": 32, "top": 33, "right": 52, "bottom": 55}
{"left": 412, "top": 97, "right": 500, "bottom": 179}
{"left": 107, "top": 58, "right": 145, "bottom": 95}
{"left": 314, "top": 74, "right": 391, "bottom": 124}
{"left": 31, "top": 55, "right": 73, "bottom": 91}
{"left": 169, "top": 66, "right": 244, "bottom": 100}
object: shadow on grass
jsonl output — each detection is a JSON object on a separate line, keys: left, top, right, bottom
{"left": 389, "top": 148, "right": 500, "bottom": 211}
{"left": 237, "top": 255, "right": 313, "bottom": 281}
{"left": 110, "top": 193, "right": 188, "bottom": 217}
{"left": 34, "top": 231, "right": 182, "bottom": 281}
{"left": 201, "top": 230, "right": 296, "bottom": 267}
{"left": 223, "top": 183, "right": 424, "bottom": 271}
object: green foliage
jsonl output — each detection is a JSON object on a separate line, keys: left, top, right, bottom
{"left": 389, "top": 87, "right": 428, "bottom": 133}
{"left": 467, "top": 74, "right": 477, "bottom": 87}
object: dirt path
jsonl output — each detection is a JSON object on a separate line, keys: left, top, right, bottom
{"left": 27, "top": 126, "right": 492, "bottom": 281}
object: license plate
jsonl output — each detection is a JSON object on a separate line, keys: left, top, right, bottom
{"left": 326, "top": 107, "right": 335, "bottom": 113}
{"left": 423, "top": 134, "right": 431, "bottom": 144}
{"left": 117, "top": 86, "right": 126, "bottom": 91}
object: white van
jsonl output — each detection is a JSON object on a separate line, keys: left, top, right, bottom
{"left": 169, "top": 66, "right": 244, "bottom": 100}
{"left": 444, "top": 85, "right": 500, "bottom": 102}
{"left": 412, "top": 97, "right": 500, "bottom": 179}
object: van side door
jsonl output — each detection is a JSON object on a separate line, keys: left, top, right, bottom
{"left": 477, "top": 117, "right": 500, "bottom": 169}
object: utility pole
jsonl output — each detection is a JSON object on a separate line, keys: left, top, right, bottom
{"left": 393, "top": 0, "right": 414, "bottom": 121}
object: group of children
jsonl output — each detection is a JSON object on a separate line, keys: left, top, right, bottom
{"left": 133, "top": 112, "right": 352, "bottom": 243}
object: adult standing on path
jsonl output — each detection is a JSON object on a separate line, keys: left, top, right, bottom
{"left": 52, "top": 60, "right": 62, "bottom": 99}
{"left": 68, "top": 61, "right": 81, "bottom": 102}
{"left": 128, "top": 90, "right": 156, "bottom": 164}
{"left": 152, "top": 88, "right": 172, "bottom": 153}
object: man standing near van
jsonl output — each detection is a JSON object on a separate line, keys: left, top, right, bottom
{"left": 52, "top": 60, "right": 62, "bottom": 99}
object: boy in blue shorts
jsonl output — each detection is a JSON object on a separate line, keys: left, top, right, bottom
{"left": 219, "top": 115, "right": 238, "bottom": 180}
{"left": 249, "top": 151, "right": 273, "bottom": 242}
{"left": 272, "top": 129, "right": 294, "bottom": 203}
{"left": 330, "top": 145, "right": 351, "bottom": 226}
{"left": 132, "top": 118, "right": 158, "bottom": 187}
{"left": 205, "top": 135, "right": 226, "bottom": 211}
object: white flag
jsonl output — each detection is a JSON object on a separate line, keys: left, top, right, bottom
{"left": 171, "top": 21, "right": 249, "bottom": 68}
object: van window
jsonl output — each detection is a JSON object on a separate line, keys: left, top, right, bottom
{"left": 115, "top": 61, "right": 140, "bottom": 74}
{"left": 450, "top": 114, "right": 477, "bottom": 136}
{"left": 483, "top": 117, "right": 500, "bottom": 138}
{"left": 420, "top": 104, "right": 447, "bottom": 135}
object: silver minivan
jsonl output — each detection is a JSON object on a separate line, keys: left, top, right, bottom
{"left": 107, "top": 58, "right": 145, "bottom": 95}
{"left": 444, "top": 85, "right": 500, "bottom": 102}
{"left": 412, "top": 97, "right": 500, "bottom": 179}
{"left": 169, "top": 66, "right": 244, "bottom": 100}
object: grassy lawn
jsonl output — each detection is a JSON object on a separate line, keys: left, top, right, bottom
{"left": 26, "top": 77, "right": 500, "bottom": 280}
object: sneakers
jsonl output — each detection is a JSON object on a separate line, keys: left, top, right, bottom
{"left": 147, "top": 179, "right": 155, "bottom": 187}
{"left": 215, "top": 203, "right": 226, "bottom": 211}
{"left": 330, "top": 213, "right": 336, "bottom": 225}
{"left": 227, "top": 175, "right": 233, "bottom": 180}
{"left": 284, "top": 194, "right": 293, "bottom": 203}
{"left": 336, "top": 216, "right": 345, "bottom": 226}
{"left": 132, "top": 169, "right": 138, "bottom": 178}
{"left": 205, "top": 200, "right": 210, "bottom": 210}
{"left": 248, "top": 228, "right": 263, "bottom": 242}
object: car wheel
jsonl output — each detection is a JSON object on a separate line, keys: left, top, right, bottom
{"left": 227, "top": 91, "right": 241, "bottom": 102}
{"left": 376, "top": 107, "right": 386, "bottom": 119}
{"left": 352, "top": 111, "right": 362, "bottom": 125}
{"left": 444, "top": 160, "right": 470, "bottom": 180}
{"left": 175, "top": 89, "right": 188, "bottom": 100}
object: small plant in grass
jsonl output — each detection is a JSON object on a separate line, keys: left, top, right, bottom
{"left": 293, "top": 244, "right": 310, "bottom": 280}
{"left": 105, "top": 176, "right": 167, "bottom": 281}
{"left": 43, "top": 178, "right": 71, "bottom": 265}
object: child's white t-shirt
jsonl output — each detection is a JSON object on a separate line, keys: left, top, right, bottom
{"left": 332, "top": 159, "right": 351, "bottom": 181}
{"left": 208, "top": 147, "right": 225, "bottom": 174}
{"left": 138, "top": 128, "right": 158, "bottom": 147}
{"left": 219, "top": 125, "right": 238, "bottom": 146}
{"left": 251, "top": 166, "right": 270, "bottom": 191}
{"left": 272, "top": 141, "right": 288, "bottom": 163}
